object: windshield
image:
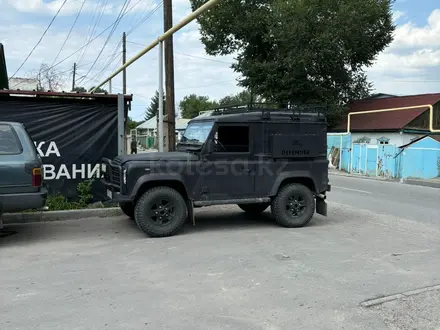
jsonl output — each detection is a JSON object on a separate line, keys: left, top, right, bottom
{"left": 180, "top": 121, "right": 214, "bottom": 144}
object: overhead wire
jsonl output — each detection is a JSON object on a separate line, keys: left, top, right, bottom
{"left": 126, "top": 1, "right": 163, "bottom": 36}
{"left": 40, "top": 0, "right": 146, "bottom": 75}
{"left": 50, "top": 0, "right": 87, "bottom": 68}
{"left": 76, "top": 0, "right": 132, "bottom": 84}
{"left": 9, "top": 0, "right": 68, "bottom": 80}
{"left": 77, "top": 0, "right": 109, "bottom": 66}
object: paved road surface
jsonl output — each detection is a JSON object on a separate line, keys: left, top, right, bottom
{"left": 1, "top": 176, "right": 440, "bottom": 329}
{"left": 329, "top": 174, "right": 440, "bottom": 226}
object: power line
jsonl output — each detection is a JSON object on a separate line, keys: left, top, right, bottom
{"left": 126, "top": 40, "right": 233, "bottom": 64}
{"left": 9, "top": 0, "right": 68, "bottom": 80}
{"left": 176, "top": 80, "right": 237, "bottom": 90}
{"left": 126, "top": 1, "right": 163, "bottom": 36}
{"left": 50, "top": 0, "right": 87, "bottom": 68}
{"left": 77, "top": 0, "right": 109, "bottom": 66}
{"left": 40, "top": 0, "right": 146, "bottom": 76}
{"left": 78, "top": 0, "right": 131, "bottom": 83}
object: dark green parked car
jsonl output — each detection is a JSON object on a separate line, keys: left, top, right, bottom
{"left": 0, "top": 121, "right": 47, "bottom": 225}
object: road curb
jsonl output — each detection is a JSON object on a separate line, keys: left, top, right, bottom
{"left": 402, "top": 179, "right": 440, "bottom": 189}
{"left": 329, "top": 170, "right": 440, "bottom": 189}
{"left": 2, "top": 208, "right": 123, "bottom": 225}
{"left": 329, "top": 170, "right": 398, "bottom": 183}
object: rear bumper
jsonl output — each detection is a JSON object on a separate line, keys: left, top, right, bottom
{"left": 0, "top": 187, "right": 48, "bottom": 213}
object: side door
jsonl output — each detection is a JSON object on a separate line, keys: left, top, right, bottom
{"left": 199, "top": 123, "right": 255, "bottom": 200}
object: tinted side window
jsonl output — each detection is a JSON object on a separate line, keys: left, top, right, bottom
{"left": 216, "top": 125, "right": 250, "bottom": 153}
{"left": 0, "top": 124, "right": 22, "bottom": 154}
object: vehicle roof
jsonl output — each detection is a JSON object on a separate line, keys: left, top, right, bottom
{"left": 189, "top": 110, "right": 326, "bottom": 124}
{"left": 0, "top": 121, "right": 24, "bottom": 127}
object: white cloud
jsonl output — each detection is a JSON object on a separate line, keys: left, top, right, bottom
{"left": 392, "top": 10, "right": 405, "bottom": 22}
{"left": 367, "top": 8, "right": 440, "bottom": 95}
{"left": 7, "top": 0, "right": 156, "bottom": 16}
{"left": 5, "top": 2, "right": 439, "bottom": 121}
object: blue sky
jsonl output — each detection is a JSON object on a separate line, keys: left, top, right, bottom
{"left": 1, "top": 0, "right": 440, "bottom": 122}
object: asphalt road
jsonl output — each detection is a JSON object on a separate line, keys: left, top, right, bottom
{"left": 328, "top": 174, "right": 440, "bottom": 226}
{"left": 1, "top": 177, "right": 440, "bottom": 329}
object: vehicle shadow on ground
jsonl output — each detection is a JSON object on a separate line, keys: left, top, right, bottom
{"left": 0, "top": 208, "right": 330, "bottom": 246}
{"left": 181, "top": 208, "right": 329, "bottom": 235}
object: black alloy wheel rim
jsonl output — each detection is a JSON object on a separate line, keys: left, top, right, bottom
{"left": 148, "top": 198, "right": 175, "bottom": 225}
{"left": 286, "top": 195, "right": 306, "bottom": 217}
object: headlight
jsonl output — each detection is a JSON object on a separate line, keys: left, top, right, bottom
{"left": 123, "top": 168, "right": 127, "bottom": 184}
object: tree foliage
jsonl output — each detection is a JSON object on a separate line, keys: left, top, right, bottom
{"left": 179, "top": 94, "right": 218, "bottom": 119}
{"left": 30, "top": 63, "right": 66, "bottom": 91}
{"left": 219, "top": 90, "right": 264, "bottom": 106}
{"left": 89, "top": 86, "right": 107, "bottom": 93}
{"left": 190, "top": 0, "right": 395, "bottom": 121}
{"left": 127, "top": 116, "right": 140, "bottom": 130}
{"left": 145, "top": 90, "right": 166, "bottom": 121}
{"left": 72, "top": 86, "right": 87, "bottom": 93}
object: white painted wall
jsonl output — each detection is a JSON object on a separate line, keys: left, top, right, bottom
{"left": 8, "top": 78, "right": 38, "bottom": 90}
{"left": 351, "top": 132, "right": 424, "bottom": 146}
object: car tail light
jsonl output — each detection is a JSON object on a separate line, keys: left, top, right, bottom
{"left": 32, "top": 168, "right": 42, "bottom": 187}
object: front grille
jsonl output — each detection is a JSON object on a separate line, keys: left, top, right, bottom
{"left": 110, "top": 166, "right": 121, "bottom": 186}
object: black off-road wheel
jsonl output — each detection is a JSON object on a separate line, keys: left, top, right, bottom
{"left": 119, "top": 202, "right": 135, "bottom": 220}
{"left": 134, "top": 186, "right": 188, "bottom": 237}
{"left": 271, "top": 183, "right": 315, "bottom": 228}
{"left": 237, "top": 203, "right": 270, "bottom": 214}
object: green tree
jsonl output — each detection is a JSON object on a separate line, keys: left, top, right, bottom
{"left": 72, "top": 86, "right": 87, "bottom": 93}
{"left": 219, "top": 90, "right": 264, "bottom": 106}
{"left": 145, "top": 90, "right": 166, "bottom": 120}
{"left": 127, "top": 116, "right": 140, "bottom": 130}
{"left": 190, "top": 0, "right": 394, "bottom": 122}
{"left": 89, "top": 86, "right": 107, "bottom": 93}
{"left": 179, "top": 94, "right": 218, "bottom": 119}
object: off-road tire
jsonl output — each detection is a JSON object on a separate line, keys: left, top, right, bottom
{"left": 119, "top": 202, "right": 135, "bottom": 220}
{"left": 134, "top": 186, "right": 188, "bottom": 237}
{"left": 271, "top": 183, "right": 315, "bottom": 228}
{"left": 237, "top": 203, "right": 270, "bottom": 214}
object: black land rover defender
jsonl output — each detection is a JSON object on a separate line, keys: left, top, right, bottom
{"left": 101, "top": 104, "right": 331, "bottom": 237}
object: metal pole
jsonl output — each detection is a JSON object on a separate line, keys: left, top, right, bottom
{"left": 109, "top": 79, "right": 112, "bottom": 93}
{"left": 158, "top": 41, "right": 164, "bottom": 152}
{"left": 117, "top": 94, "right": 125, "bottom": 156}
{"left": 72, "top": 63, "right": 76, "bottom": 91}
{"left": 122, "top": 32, "right": 127, "bottom": 94}
{"left": 339, "top": 135, "right": 342, "bottom": 171}
{"left": 91, "top": 0, "right": 220, "bottom": 92}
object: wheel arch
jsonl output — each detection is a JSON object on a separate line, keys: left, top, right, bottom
{"left": 270, "top": 172, "right": 317, "bottom": 196}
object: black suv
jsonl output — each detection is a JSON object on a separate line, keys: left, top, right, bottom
{"left": 102, "top": 104, "right": 331, "bottom": 237}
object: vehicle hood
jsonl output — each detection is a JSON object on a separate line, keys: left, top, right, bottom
{"left": 116, "top": 151, "right": 198, "bottom": 164}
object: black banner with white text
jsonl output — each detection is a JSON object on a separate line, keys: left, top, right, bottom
{"left": 0, "top": 95, "right": 118, "bottom": 201}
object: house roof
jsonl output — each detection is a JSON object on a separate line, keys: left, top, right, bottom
{"left": 0, "top": 89, "right": 133, "bottom": 101}
{"left": 332, "top": 93, "right": 440, "bottom": 132}
{"left": 137, "top": 116, "right": 156, "bottom": 129}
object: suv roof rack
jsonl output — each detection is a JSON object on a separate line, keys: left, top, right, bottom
{"left": 198, "top": 102, "right": 327, "bottom": 121}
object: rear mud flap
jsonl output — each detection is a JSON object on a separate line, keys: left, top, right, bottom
{"left": 316, "top": 198, "right": 327, "bottom": 216}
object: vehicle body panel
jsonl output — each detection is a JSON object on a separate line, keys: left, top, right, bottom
{"left": 101, "top": 106, "right": 330, "bottom": 217}
{"left": 0, "top": 121, "right": 47, "bottom": 214}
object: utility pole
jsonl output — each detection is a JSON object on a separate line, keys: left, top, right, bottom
{"left": 164, "top": 0, "right": 176, "bottom": 151}
{"left": 122, "top": 32, "right": 127, "bottom": 94}
{"left": 72, "top": 62, "right": 76, "bottom": 91}
{"left": 122, "top": 32, "right": 128, "bottom": 154}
